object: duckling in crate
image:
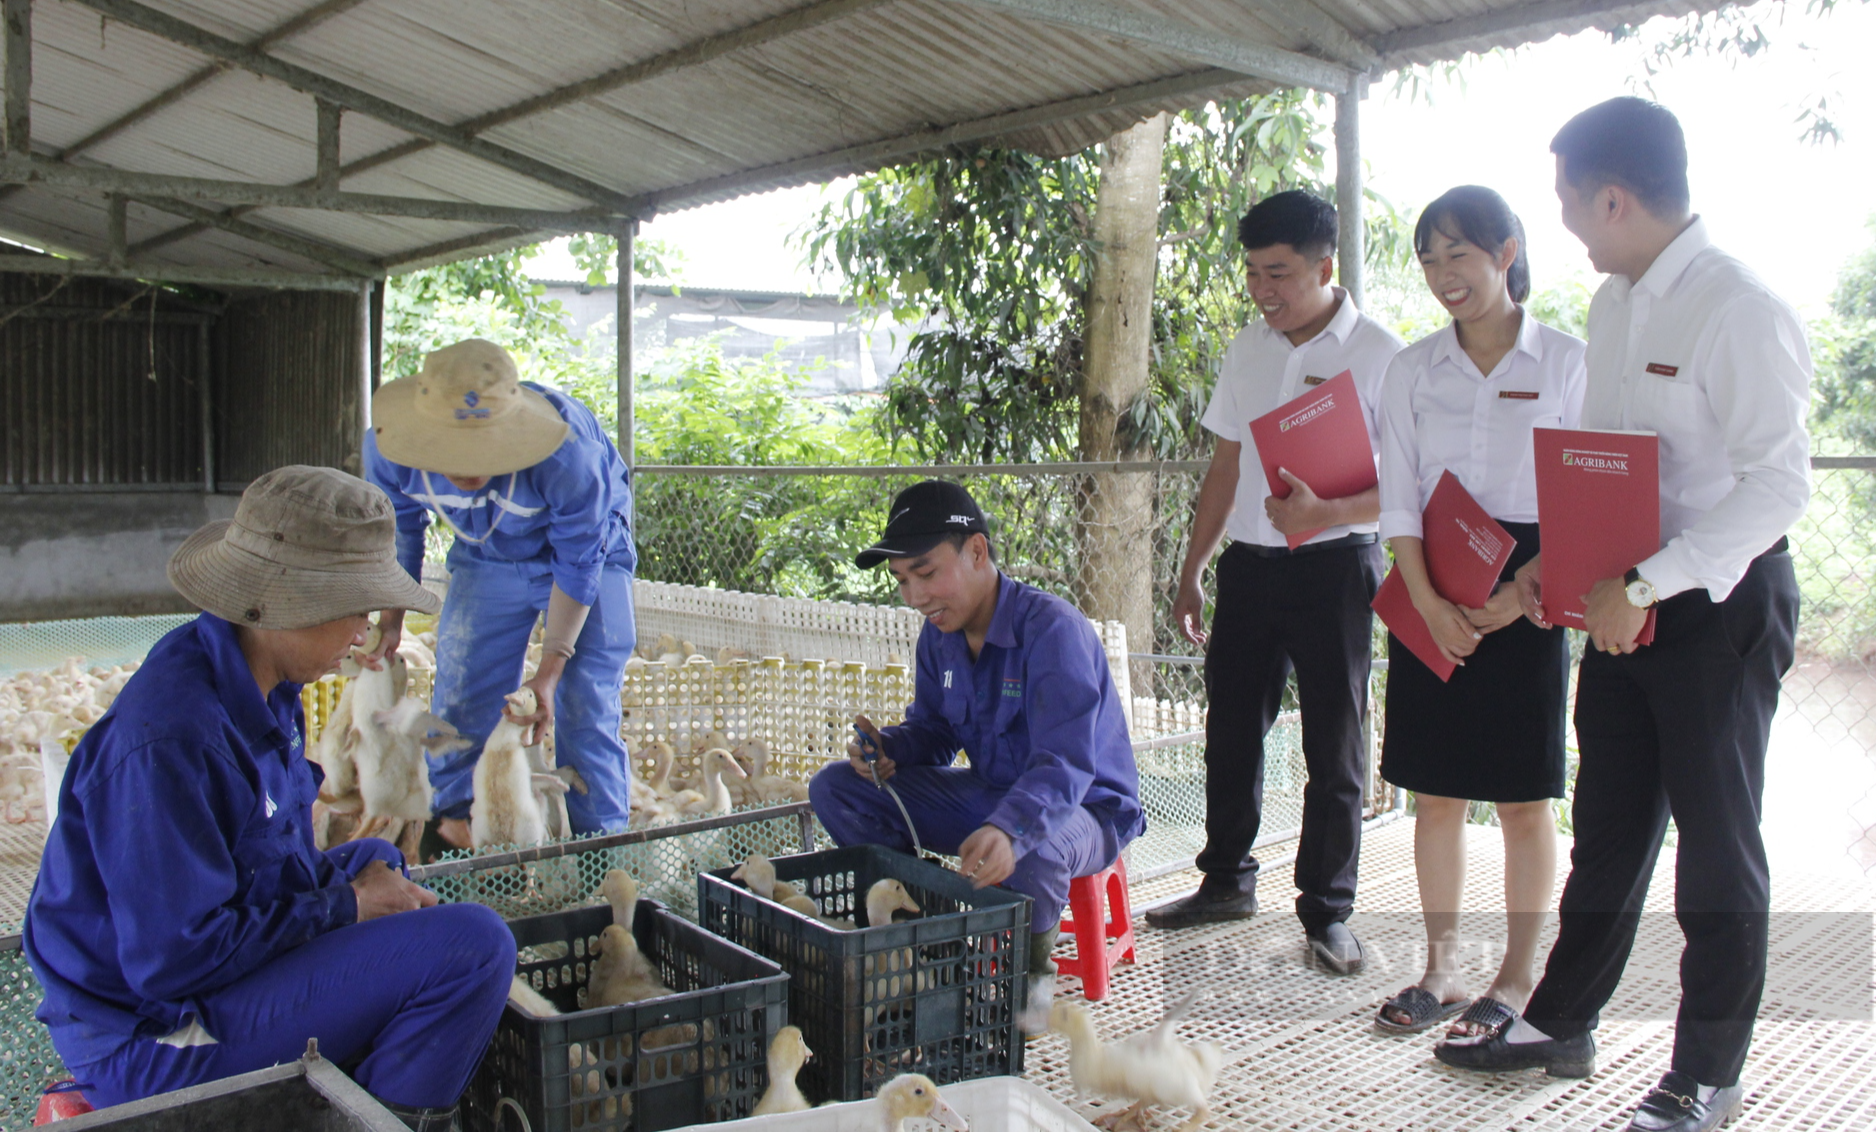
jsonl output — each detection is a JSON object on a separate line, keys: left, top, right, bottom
{"left": 753, "top": 1026, "right": 814, "bottom": 1115}
{"left": 875, "top": 1073, "right": 968, "bottom": 1132}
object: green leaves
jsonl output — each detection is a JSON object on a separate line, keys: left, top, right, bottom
{"left": 797, "top": 91, "right": 1346, "bottom": 465}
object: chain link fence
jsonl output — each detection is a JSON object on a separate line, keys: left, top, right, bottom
{"left": 631, "top": 457, "right": 1876, "bottom": 876}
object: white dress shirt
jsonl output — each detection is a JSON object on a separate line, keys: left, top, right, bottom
{"left": 1581, "top": 218, "right": 1812, "bottom": 601}
{"left": 1201, "top": 287, "right": 1406, "bottom": 548}
{"left": 1378, "top": 311, "right": 1587, "bottom": 541}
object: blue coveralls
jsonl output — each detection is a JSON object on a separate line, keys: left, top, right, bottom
{"left": 808, "top": 574, "right": 1144, "bottom": 929}
{"left": 23, "top": 615, "right": 515, "bottom": 1110}
{"left": 365, "top": 383, "right": 639, "bottom": 833}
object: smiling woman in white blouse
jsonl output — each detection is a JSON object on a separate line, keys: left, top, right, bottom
{"left": 1371, "top": 186, "right": 1587, "bottom": 1043}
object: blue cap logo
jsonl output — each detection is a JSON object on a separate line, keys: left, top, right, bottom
{"left": 463, "top": 390, "right": 480, "bottom": 408}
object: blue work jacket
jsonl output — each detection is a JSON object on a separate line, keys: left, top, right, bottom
{"left": 364, "top": 383, "right": 636, "bottom": 605}
{"left": 24, "top": 615, "right": 359, "bottom": 1070}
{"left": 878, "top": 574, "right": 1145, "bottom": 858}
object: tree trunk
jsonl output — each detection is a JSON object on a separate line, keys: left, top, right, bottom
{"left": 1077, "top": 113, "right": 1166, "bottom": 707}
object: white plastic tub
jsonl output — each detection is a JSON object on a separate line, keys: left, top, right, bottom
{"left": 705, "top": 1076, "right": 1098, "bottom": 1132}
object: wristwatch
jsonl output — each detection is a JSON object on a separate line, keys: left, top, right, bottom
{"left": 1623, "top": 566, "right": 1658, "bottom": 609}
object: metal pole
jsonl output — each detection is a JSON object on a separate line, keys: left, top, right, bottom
{"left": 197, "top": 319, "right": 214, "bottom": 492}
{"left": 616, "top": 223, "right": 635, "bottom": 467}
{"left": 3, "top": 0, "right": 28, "bottom": 157}
{"left": 1333, "top": 76, "right": 1365, "bottom": 311}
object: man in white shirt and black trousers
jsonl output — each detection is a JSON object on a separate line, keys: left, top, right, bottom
{"left": 1145, "top": 190, "right": 1404, "bottom": 976}
{"left": 1437, "top": 98, "right": 1810, "bottom": 1132}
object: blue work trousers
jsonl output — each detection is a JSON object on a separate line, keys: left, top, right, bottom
{"left": 430, "top": 553, "right": 636, "bottom": 832}
{"left": 68, "top": 848, "right": 515, "bottom": 1110}
{"left": 808, "top": 762, "right": 1119, "bottom": 930}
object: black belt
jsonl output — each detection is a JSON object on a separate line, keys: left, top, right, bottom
{"left": 1230, "top": 532, "right": 1378, "bottom": 559}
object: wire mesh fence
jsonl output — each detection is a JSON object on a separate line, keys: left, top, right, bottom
{"left": 630, "top": 457, "right": 1876, "bottom": 875}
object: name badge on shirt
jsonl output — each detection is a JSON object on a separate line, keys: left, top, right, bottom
{"left": 1002, "top": 677, "right": 1023, "bottom": 698}
{"left": 1498, "top": 390, "right": 1540, "bottom": 400}
{"left": 1303, "top": 375, "right": 1328, "bottom": 386}
{"left": 1645, "top": 362, "right": 1680, "bottom": 377}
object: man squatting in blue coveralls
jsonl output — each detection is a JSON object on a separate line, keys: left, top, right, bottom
{"left": 24, "top": 466, "right": 514, "bottom": 1130}
{"left": 809, "top": 480, "right": 1145, "bottom": 1012}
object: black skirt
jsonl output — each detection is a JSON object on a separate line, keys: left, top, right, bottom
{"left": 1380, "top": 520, "right": 1568, "bottom": 803}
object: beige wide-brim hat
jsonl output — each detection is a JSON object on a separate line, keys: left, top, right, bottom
{"left": 168, "top": 465, "right": 442, "bottom": 631}
{"left": 371, "top": 338, "right": 570, "bottom": 477}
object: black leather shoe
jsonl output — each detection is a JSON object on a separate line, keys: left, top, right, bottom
{"left": 1434, "top": 1026, "right": 1596, "bottom": 1077}
{"left": 1305, "top": 921, "right": 1365, "bottom": 975}
{"left": 1626, "top": 1072, "right": 1744, "bottom": 1131}
{"left": 1144, "top": 889, "right": 1257, "bottom": 930}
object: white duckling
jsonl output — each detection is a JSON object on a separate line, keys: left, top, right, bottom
{"left": 730, "top": 853, "right": 781, "bottom": 900}
{"left": 600, "top": 868, "right": 638, "bottom": 930}
{"left": 588, "top": 924, "right": 674, "bottom": 1007}
{"left": 677, "top": 747, "right": 748, "bottom": 818}
{"left": 752, "top": 1025, "right": 813, "bottom": 1115}
{"left": 736, "top": 738, "right": 811, "bottom": 804}
{"left": 470, "top": 687, "right": 563, "bottom": 848}
{"left": 508, "top": 976, "right": 560, "bottom": 1017}
{"left": 875, "top": 1073, "right": 968, "bottom": 1132}
{"left": 1049, "top": 991, "right": 1221, "bottom": 1132}
{"left": 865, "top": 879, "right": 922, "bottom": 928}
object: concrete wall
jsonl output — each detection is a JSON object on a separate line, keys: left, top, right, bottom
{"left": 0, "top": 492, "right": 239, "bottom": 620}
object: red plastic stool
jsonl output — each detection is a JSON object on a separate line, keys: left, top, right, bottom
{"left": 33, "top": 1081, "right": 93, "bottom": 1124}
{"left": 1055, "top": 856, "right": 1137, "bottom": 1001}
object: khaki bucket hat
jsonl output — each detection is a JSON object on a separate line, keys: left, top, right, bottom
{"left": 370, "top": 338, "right": 570, "bottom": 477}
{"left": 168, "top": 465, "right": 442, "bottom": 630}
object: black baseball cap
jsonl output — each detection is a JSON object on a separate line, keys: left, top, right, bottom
{"left": 854, "top": 480, "right": 990, "bottom": 569}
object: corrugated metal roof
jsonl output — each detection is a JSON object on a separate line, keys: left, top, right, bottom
{"left": 0, "top": 0, "right": 1750, "bottom": 287}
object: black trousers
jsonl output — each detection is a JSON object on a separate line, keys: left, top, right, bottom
{"left": 1523, "top": 549, "right": 1799, "bottom": 1087}
{"left": 1195, "top": 540, "right": 1383, "bottom": 931}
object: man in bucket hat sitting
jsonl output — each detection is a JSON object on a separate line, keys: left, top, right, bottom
{"left": 809, "top": 481, "right": 1144, "bottom": 1021}
{"left": 23, "top": 466, "right": 516, "bottom": 1130}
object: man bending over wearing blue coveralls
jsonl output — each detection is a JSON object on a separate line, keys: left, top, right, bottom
{"left": 24, "top": 466, "right": 515, "bottom": 1131}
{"left": 809, "top": 480, "right": 1144, "bottom": 1014}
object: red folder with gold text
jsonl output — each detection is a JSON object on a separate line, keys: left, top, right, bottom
{"left": 1534, "top": 427, "right": 1659, "bottom": 646}
{"left": 1372, "top": 471, "right": 1516, "bottom": 682}
{"left": 1247, "top": 370, "right": 1377, "bottom": 549}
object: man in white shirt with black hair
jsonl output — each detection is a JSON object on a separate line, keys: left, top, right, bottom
{"left": 1437, "top": 97, "right": 1810, "bottom": 1132}
{"left": 1146, "top": 190, "right": 1404, "bottom": 977}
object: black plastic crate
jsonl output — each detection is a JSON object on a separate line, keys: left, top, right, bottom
{"left": 464, "top": 898, "right": 787, "bottom": 1132}
{"left": 699, "top": 844, "right": 1031, "bottom": 1104}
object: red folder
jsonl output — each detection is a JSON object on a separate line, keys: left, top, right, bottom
{"left": 1247, "top": 370, "right": 1378, "bottom": 549}
{"left": 1372, "top": 472, "right": 1517, "bottom": 682}
{"left": 1534, "top": 428, "right": 1659, "bottom": 645}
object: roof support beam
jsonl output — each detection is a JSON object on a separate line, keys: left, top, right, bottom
{"left": 4, "top": 0, "right": 28, "bottom": 156}
{"left": 634, "top": 66, "right": 1252, "bottom": 215}
{"left": 274, "top": 0, "right": 899, "bottom": 200}
{"left": 1372, "top": 0, "right": 1656, "bottom": 59}
{"left": 314, "top": 99, "right": 342, "bottom": 192}
{"left": 77, "top": 0, "right": 889, "bottom": 263}
{"left": 71, "top": 0, "right": 640, "bottom": 213}
{"left": 942, "top": 0, "right": 1354, "bottom": 92}
{"left": 375, "top": 226, "right": 538, "bottom": 273}
{"left": 125, "top": 194, "right": 380, "bottom": 276}
{"left": 1240, "top": 0, "right": 1379, "bottom": 71}
{"left": 0, "top": 156, "right": 632, "bottom": 233}
{"left": 0, "top": 253, "right": 366, "bottom": 290}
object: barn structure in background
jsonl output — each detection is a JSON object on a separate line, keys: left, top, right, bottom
{"left": 0, "top": 0, "right": 1745, "bottom": 618}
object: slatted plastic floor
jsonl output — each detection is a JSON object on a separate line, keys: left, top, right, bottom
{"left": 0, "top": 816, "right": 1868, "bottom": 1129}
{"left": 1027, "top": 819, "right": 1876, "bottom": 1132}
